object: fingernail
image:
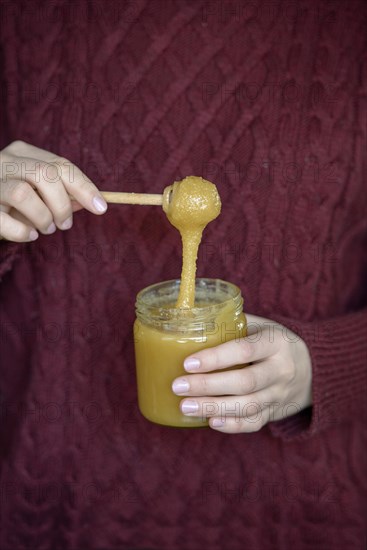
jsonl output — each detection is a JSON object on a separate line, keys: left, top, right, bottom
{"left": 61, "top": 216, "right": 73, "bottom": 230}
{"left": 212, "top": 418, "right": 225, "bottom": 428}
{"left": 184, "top": 358, "right": 201, "bottom": 371}
{"left": 29, "top": 229, "right": 39, "bottom": 241}
{"left": 92, "top": 195, "right": 107, "bottom": 213}
{"left": 45, "top": 222, "right": 56, "bottom": 234}
{"left": 172, "top": 379, "right": 190, "bottom": 394}
{"left": 181, "top": 400, "right": 199, "bottom": 414}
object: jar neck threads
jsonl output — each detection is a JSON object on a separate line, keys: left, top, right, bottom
{"left": 135, "top": 278, "right": 243, "bottom": 332}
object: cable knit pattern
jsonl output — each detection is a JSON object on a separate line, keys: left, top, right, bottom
{"left": 0, "top": 1, "right": 366, "bottom": 549}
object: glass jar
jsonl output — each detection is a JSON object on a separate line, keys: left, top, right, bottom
{"left": 133, "top": 278, "right": 246, "bottom": 428}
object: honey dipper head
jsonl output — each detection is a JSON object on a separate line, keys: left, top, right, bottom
{"left": 163, "top": 176, "right": 221, "bottom": 230}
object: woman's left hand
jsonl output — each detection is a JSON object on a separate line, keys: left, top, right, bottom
{"left": 172, "top": 313, "right": 312, "bottom": 433}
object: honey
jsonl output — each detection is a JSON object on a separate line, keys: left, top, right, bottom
{"left": 134, "top": 279, "right": 246, "bottom": 427}
{"left": 134, "top": 176, "right": 246, "bottom": 427}
{"left": 162, "top": 176, "right": 221, "bottom": 308}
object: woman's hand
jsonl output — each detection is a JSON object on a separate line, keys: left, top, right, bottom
{"left": 0, "top": 140, "right": 107, "bottom": 242}
{"left": 172, "top": 313, "right": 312, "bottom": 434}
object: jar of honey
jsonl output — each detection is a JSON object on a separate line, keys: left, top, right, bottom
{"left": 134, "top": 278, "right": 247, "bottom": 428}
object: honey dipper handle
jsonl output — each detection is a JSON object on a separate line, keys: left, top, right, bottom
{"left": 69, "top": 191, "right": 163, "bottom": 206}
{"left": 101, "top": 191, "right": 163, "bottom": 205}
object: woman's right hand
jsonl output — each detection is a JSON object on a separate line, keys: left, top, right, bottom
{"left": 0, "top": 140, "right": 108, "bottom": 242}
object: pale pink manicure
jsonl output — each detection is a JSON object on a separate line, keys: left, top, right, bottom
{"left": 61, "top": 216, "right": 73, "bottom": 230}
{"left": 93, "top": 195, "right": 107, "bottom": 213}
{"left": 172, "top": 379, "right": 190, "bottom": 394}
{"left": 181, "top": 400, "right": 199, "bottom": 414}
{"left": 45, "top": 222, "right": 56, "bottom": 234}
{"left": 184, "top": 357, "right": 201, "bottom": 371}
{"left": 212, "top": 418, "right": 225, "bottom": 428}
{"left": 29, "top": 229, "right": 39, "bottom": 241}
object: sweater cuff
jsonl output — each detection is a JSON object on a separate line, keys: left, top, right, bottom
{"left": 0, "top": 241, "right": 21, "bottom": 282}
{"left": 269, "top": 309, "right": 367, "bottom": 442}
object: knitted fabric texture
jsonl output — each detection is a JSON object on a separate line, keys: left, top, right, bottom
{"left": 0, "top": 1, "right": 366, "bottom": 549}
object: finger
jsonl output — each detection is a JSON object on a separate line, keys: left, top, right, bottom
{"left": 71, "top": 200, "right": 83, "bottom": 213}
{"left": 10, "top": 202, "right": 83, "bottom": 228}
{"left": 1, "top": 180, "right": 56, "bottom": 234}
{"left": 9, "top": 208, "right": 36, "bottom": 226}
{"left": 245, "top": 312, "right": 286, "bottom": 337}
{"left": 14, "top": 156, "right": 74, "bottom": 230}
{"left": 172, "top": 362, "right": 278, "bottom": 396}
{"left": 4, "top": 143, "right": 107, "bottom": 216}
{"left": 209, "top": 410, "right": 270, "bottom": 434}
{"left": 4, "top": 155, "right": 106, "bottom": 227}
{"left": 0, "top": 211, "right": 38, "bottom": 242}
{"left": 179, "top": 392, "right": 270, "bottom": 419}
{"left": 46, "top": 156, "right": 107, "bottom": 215}
{"left": 0, "top": 203, "right": 10, "bottom": 213}
{"left": 5, "top": 140, "right": 61, "bottom": 161}
{"left": 183, "top": 331, "right": 280, "bottom": 373}
{"left": 244, "top": 312, "right": 265, "bottom": 337}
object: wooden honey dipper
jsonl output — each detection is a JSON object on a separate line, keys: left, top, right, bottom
{"left": 91, "top": 178, "right": 220, "bottom": 309}
{"left": 68, "top": 189, "right": 172, "bottom": 207}
{"left": 93, "top": 191, "right": 163, "bottom": 206}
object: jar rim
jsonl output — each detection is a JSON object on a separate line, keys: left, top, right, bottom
{"left": 135, "top": 278, "right": 243, "bottom": 326}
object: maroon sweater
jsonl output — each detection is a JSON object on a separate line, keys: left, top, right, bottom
{"left": 0, "top": 1, "right": 366, "bottom": 549}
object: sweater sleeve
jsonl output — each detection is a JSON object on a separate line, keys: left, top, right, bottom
{"left": 269, "top": 308, "right": 367, "bottom": 441}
